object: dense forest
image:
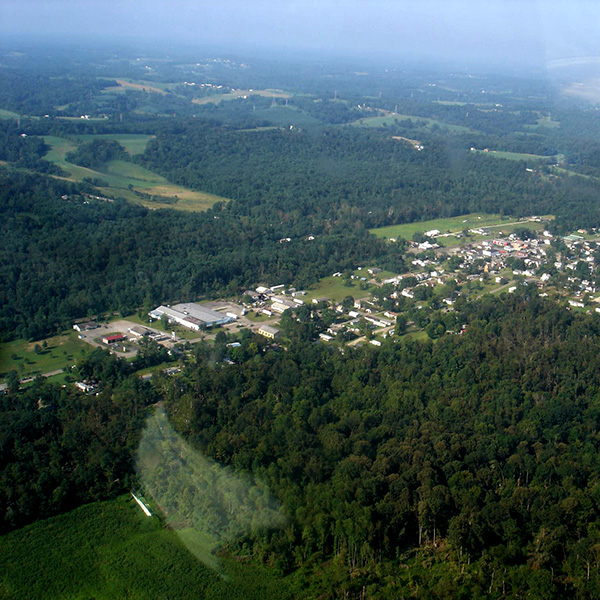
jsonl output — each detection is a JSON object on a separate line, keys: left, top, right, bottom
{"left": 160, "top": 292, "right": 600, "bottom": 598}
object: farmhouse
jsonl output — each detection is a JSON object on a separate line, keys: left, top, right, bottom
{"left": 149, "top": 303, "right": 232, "bottom": 330}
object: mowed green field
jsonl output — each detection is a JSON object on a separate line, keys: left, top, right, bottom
{"left": 43, "top": 135, "right": 228, "bottom": 211}
{"left": 350, "top": 113, "right": 472, "bottom": 133}
{"left": 0, "top": 496, "right": 294, "bottom": 600}
{"left": 472, "top": 149, "right": 560, "bottom": 162}
{"left": 303, "top": 275, "right": 359, "bottom": 303}
{"left": 370, "top": 213, "right": 551, "bottom": 242}
{"left": 0, "top": 332, "right": 88, "bottom": 380}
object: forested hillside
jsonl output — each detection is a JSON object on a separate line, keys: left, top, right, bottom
{"left": 0, "top": 170, "right": 403, "bottom": 340}
{"left": 162, "top": 292, "right": 600, "bottom": 598}
{"left": 6, "top": 42, "right": 600, "bottom": 599}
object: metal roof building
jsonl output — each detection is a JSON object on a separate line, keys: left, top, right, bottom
{"left": 149, "top": 303, "right": 232, "bottom": 330}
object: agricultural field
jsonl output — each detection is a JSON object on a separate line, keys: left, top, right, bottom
{"left": 370, "top": 213, "right": 551, "bottom": 243}
{"left": 192, "top": 88, "right": 291, "bottom": 105}
{"left": 0, "top": 496, "right": 294, "bottom": 600}
{"left": 0, "top": 332, "right": 88, "bottom": 381}
{"left": 43, "top": 135, "right": 228, "bottom": 211}
{"left": 72, "top": 134, "right": 155, "bottom": 156}
{"left": 350, "top": 112, "right": 472, "bottom": 132}
{"left": 102, "top": 78, "right": 170, "bottom": 95}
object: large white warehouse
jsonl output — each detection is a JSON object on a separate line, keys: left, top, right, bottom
{"left": 149, "top": 303, "right": 232, "bottom": 330}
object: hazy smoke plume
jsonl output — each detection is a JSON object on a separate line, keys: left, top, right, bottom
{"left": 136, "top": 405, "right": 286, "bottom": 573}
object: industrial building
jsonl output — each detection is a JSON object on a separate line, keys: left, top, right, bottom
{"left": 149, "top": 303, "right": 232, "bottom": 330}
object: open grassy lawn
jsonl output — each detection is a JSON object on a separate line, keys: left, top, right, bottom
{"left": 350, "top": 113, "right": 472, "bottom": 133}
{"left": 73, "top": 134, "right": 155, "bottom": 156}
{"left": 304, "top": 276, "right": 359, "bottom": 304}
{"left": 370, "top": 213, "right": 552, "bottom": 242}
{"left": 43, "top": 136, "right": 228, "bottom": 211}
{"left": 0, "top": 332, "right": 88, "bottom": 380}
{"left": 0, "top": 496, "right": 294, "bottom": 600}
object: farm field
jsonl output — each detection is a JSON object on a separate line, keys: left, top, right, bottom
{"left": 102, "top": 78, "right": 170, "bottom": 94}
{"left": 43, "top": 136, "right": 228, "bottom": 211}
{"left": 370, "top": 213, "right": 551, "bottom": 243}
{"left": 73, "top": 134, "right": 155, "bottom": 155}
{"left": 350, "top": 112, "right": 472, "bottom": 132}
{"left": 0, "top": 496, "right": 294, "bottom": 600}
{"left": 192, "top": 88, "right": 291, "bottom": 105}
{"left": 0, "top": 331, "right": 88, "bottom": 381}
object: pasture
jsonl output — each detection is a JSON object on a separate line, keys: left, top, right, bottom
{"left": 193, "top": 88, "right": 291, "bottom": 105}
{"left": 0, "top": 496, "right": 294, "bottom": 600}
{"left": 43, "top": 136, "right": 227, "bottom": 211}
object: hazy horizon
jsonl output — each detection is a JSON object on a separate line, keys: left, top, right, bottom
{"left": 2, "top": 1, "right": 600, "bottom": 70}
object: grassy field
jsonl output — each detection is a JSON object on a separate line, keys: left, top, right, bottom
{"left": 193, "top": 88, "right": 291, "bottom": 105}
{"left": 304, "top": 276, "right": 360, "bottom": 303}
{"left": 0, "top": 496, "right": 294, "bottom": 600}
{"left": 102, "top": 78, "right": 170, "bottom": 95}
{"left": 73, "top": 134, "right": 155, "bottom": 156}
{"left": 472, "top": 149, "right": 559, "bottom": 162}
{"left": 0, "top": 108, "right": 20, "bottom": 119}
{"left": 526, "top": 114, "right": 560, "bottom": 128}
{"left": 0, "top": 332, "right": 88, "bottom": 380}
{"left": 350, "top": 112, "right": 472, "bottom": 133}
{"left": 251, "top": 106, "right": 321, "bottom": 127}
{"left": 43, "top": 135, "right": 227, "bottom": 211}
{"left": 370, "top": 213, "right": 551, "bottom": 242}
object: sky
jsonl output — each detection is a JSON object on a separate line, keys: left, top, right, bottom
{"left": 2, "top": 0, "right": 600, "bottom": 68}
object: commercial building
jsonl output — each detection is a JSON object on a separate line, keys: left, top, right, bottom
{"left": 149, "top": 303, "right": 232, "bottom": 331}
{"left": 258, "top": 325, "right": 280, "bottom": 339}
{"left": 102, "top": 334, "right": 125, "bottom": 344}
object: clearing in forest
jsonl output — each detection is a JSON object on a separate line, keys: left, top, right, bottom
{"left": 43, "top": 135, "right": 228, "bottom": 211}
{"left": 350, "top": 112, "right": 472, "bottom": 132}
{"left": 193, "top": 88, "right": 291, "bottom": 105}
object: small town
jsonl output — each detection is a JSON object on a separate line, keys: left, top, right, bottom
{"left": 64, "top": 215, "right": 600, "bottom": 384}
